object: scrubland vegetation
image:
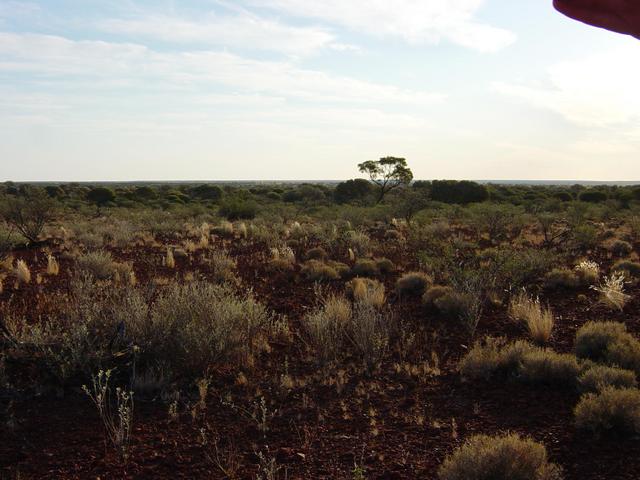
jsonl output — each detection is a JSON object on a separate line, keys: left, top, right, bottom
{"left": 3, "top": 171, "right": 640, "bottom": 478}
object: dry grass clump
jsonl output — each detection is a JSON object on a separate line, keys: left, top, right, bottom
{"left": 460, "top": 338, "right": 579, "bottom": 386}
{"left": 508, "top": 291, "right": 554, "bottom": 344}
{"left": 574, "top": 260, "right": 599, "bottom": 285}
{"left": 302, "top": 295, "right": 351, "bottom": 365}
{"left": 591, "top": 273, "right": 630, "bottom": 311}
{"left": 438, "top": 433, "right": 562, "bottom": 480}
{"left": 578, "top": 365, "right": 637, "bottom": 393}
{"left": 205, "top": 250, "right": 238, "bottom": 284}
{"left": 300, "top": 260, "right": 339, "bottom": 282}
{"left": 575, "top": 321, "right": 640, "bottom": 375}
{"left": 270, "top": 245, "right": 295, "bottom": 264}
{"left": 612, "top": 260, "right": 640, "bottom": 279}
{"left": 346, "top": 277, "right": 386, "bottom": 308}
{"left": 236, "top": 222, "right": 248, "bottom": 239}
{"left": 347, "top": 302, "right": 390, "bottom": 371}
{"left": 343, "top": 229, "right": 371, "bottom": 257}
{"left": 350, "top": 258, "right": 379, "bottom": 278}
{"left": 212, "top": 221, "right": 234, "bottom": 238}
{"left": 164, "top": 248, "right": 176, "bottom": 269}
{"left": 396, "top": 271, "right": 432, "bottom": 297}
{"left": 76, "top": 251, "right": 118, "bottom": 280}
{"left": 14, "top": 259, "right": 31, "bottom": 284}
{"left": 302, "top": 294, "right": 390, "bottom": 370}
{"left": 46, "top": 254, "right": 59, "bottom": 276}
{"left": 574, "top": 387, "right": 640, "bottom": 437}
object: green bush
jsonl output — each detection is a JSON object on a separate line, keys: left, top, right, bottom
{"left": 518, "top": 350, "right": 580, "bottom": 386}
{"left": 460, "top": 339, "right": 579, "bottom": 386}
{"left": 219, "top": 199, "right": 258, "bottom": 220}
{"left": 374, "top": 257, "right": 395, "bottom": 274}
{"left": 574, "top": 387, "right": 640, "bottom": 436}
{"left": 579, "top": 190, "right": 608, "bottom": 203}
{"left": 575, "top": 322, "right": 640, "bottom": 374}
{"left": 300, "top": 260, "right": 339, "bottom": 282}
{"left": 306, "top": 247, "right": 328, "bottom": 261}
{"left": 396, "top": 271, "right": 432, "bottom": 297}
{"left": 351, "top": 258, "right": 379, "bottom": 278}
{"left": 438, "top": 433, "right": 562, "bottom": 480}
{"left": 578, "top": 365, "right": 637, "bottom": 393}
{"left": 544, "top": 268, "right": 579, "bottom": 289}
{"left": 612, "top": 260, "right": 640, "bottom": 279}
{"left": 136, "top": 282, "right": 270, "bottom": 374}
{"left": 423, "top": 285, "right": 454, "bottom": 306}
{"left": 609, "top": 240, "right": 633, "bottom": 257}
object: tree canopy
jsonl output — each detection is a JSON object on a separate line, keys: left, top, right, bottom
{"left": 357, "top": 157, "right": 413, "bottom": 203}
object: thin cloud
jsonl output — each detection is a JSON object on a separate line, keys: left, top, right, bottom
{"left": 493, "top": 44, "right": 640, "bottom": 127}
{"left": 0, "top": 32, "right": 445, "bottom": 105}
{"left": 99, "top": 13, "right": 341, "bottom": 57}
{"left": 249, "top": 0, "right": 516, "bottom": 52}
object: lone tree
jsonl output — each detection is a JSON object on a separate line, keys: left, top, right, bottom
{"left": 1, "top": 188, "right": 56, "bottom": 244}
{"left": 358, "top": 157, "right": 413, "bottom": 204}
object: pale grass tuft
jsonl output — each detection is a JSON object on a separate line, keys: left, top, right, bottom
{"left": 47, "top": 254, "right": 59, "bottom": 276}
{"left": 575, "top": 260, "right": 600, "bottom": 284}
{"left": 270, "top": 245, "right": 295, "bottom": 264}
{"left": 82, "top": 369, "right": 134, "bottom": 461}
{"left": 508, "top": 290, "right": 554, "bottom": 344}
{"left": 15, "top": 259, "right": 31, "bottom": 284}
{"left": 591, "top": 273, "right": 630, "bottom": 311}
{"left": 164, "top": 248, "right": 176, "bottom": 269}
{"left": 237, "top": 222, "right": 248, "bottom": 239}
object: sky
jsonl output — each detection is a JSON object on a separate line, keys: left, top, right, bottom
{"left": 0, "top": 0, "right": 639, "bottom": 182}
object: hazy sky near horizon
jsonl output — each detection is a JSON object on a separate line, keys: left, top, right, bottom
{"left": 0, "top": 1, "right": 639, "bottom": 181}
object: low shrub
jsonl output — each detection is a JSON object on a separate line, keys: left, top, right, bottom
{"left": 351, "top": 258, "right": 379, "bottom": 278}
{"left": 300, "top": 260, "right": 339, "bottom": 282}
{"left": 327, "top": 260, "right": 350, "bottom": 279}
{"left": 438, "top": 433, "right": 562, "bottom": 480}
{"left": 460, "top": 338, "right": 578, "bottom": 386}
{"left": 423, "top": 285, "right": 454, "bottom": 306}
{"left": 374, "top": 257, "right": 395, "bottom": 274}
{"left": 306, "top": 247, "right": 327, "bottom": 261}
{"left": 609, "top": 239, "right": 633, "bottom": 257}
{"left": 136, "top": 282, "right": 270, "bottom": 374}
{"left": 612, "top": 260, "right": 640, "bottom": 279}
{"left": 544, "top": 269, "right": 579, "bottom": 289}
{"left": 396, "top": 271, "right": 432, "bottom": 297}
{"left": 518, "top": 350, "right": 580, "bottom": 386}
{"left": 575, "top": 321, "right": 640, "bottom": 374}
{"left": 433, "top": 291, "right": 475, "bottom": 318}
{"left": 574, "top": 387, "right": 640, "bottom": 437}
{"left": 578, "top": 365, "right": 637, "bottom": 393}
